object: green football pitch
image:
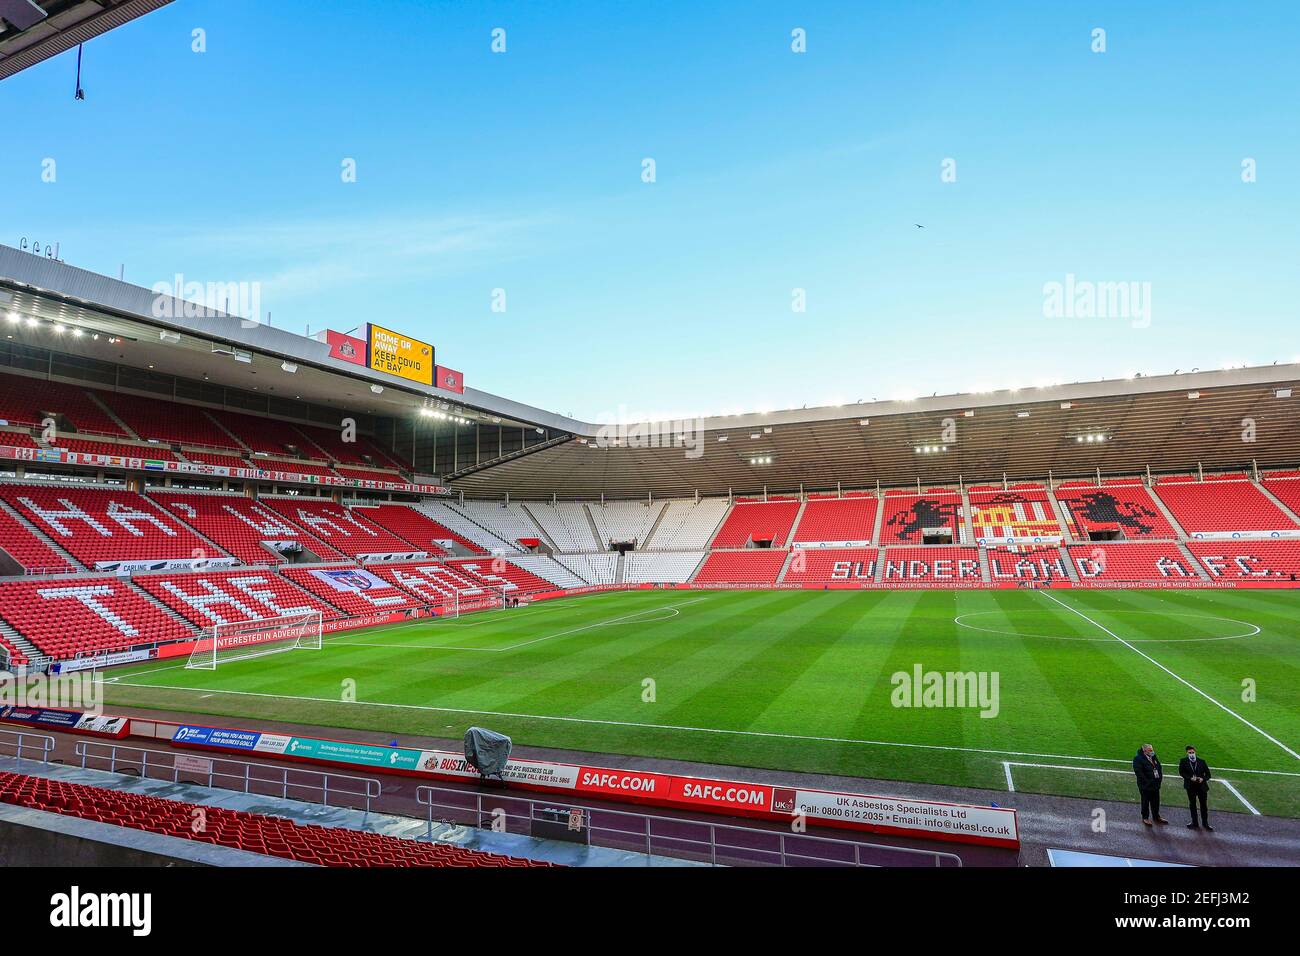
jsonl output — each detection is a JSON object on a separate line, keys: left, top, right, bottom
{"left": 103, "top": 588, "right": 1300, "bottom": 817}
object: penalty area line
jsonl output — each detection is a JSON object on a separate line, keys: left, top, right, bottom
{"left": 1001, "top": 760, "right": 1261, "bottom": 815}
{"left": 1037, "top": 589, "right": 1299, "bottom": 762}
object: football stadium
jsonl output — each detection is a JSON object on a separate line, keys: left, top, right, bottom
{"left": 0, "top": 0, "right": 1295, "bottom": 931}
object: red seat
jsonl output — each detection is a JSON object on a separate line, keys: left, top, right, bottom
{"left": 0, "top": 372, "right": 127, "bottom": 436}
{"left": 879, "top": 490, "right": 965, "bottom": 545}
{"left": 150, "top": 490, "right": 347, "bottom": 564}
{"left": 878, "top": 547, "right": 981, "bottom": 583}
{"left": 0, "top": 576, "right": 195, "bottom": 659}
{"left": 0, "top": 772, "right": 558, "bottom": 867}
{"left": 1155, "top": 475, "right": 1298, "bottom": 533}
{"left": 1067, "top": 542, "right": 1198, "bottom": 581}
{"left": 133, "top": 569, "right": 341, "bottom": 628}
{"left": 0, "top": 483, "right": 225, "bottom": 567}
{"left": 790, "top": 495, "right": 878, "bottom": 546}
{"left": 985, "top": 545, "right": 1070, "bottom": 582}
{"left": 258, "top": 498, "right": 419, "bottom": 558}
{"left": 692, "top": 549, "right": 788, "bottom": 584}
{"left": 967, "top": 484, "right": 1063, "bottom": 540}
{"left": 280, "top": 565, "right": 424, "bottom": 616}
{"left": 1055, "top": 479, "right": 1176, "bottom": 539}
{"left": 781, "top": 547, "right": 878, "bottom": 585}
{"left": 711, "top": 499, "right": 801, "bottom": 548}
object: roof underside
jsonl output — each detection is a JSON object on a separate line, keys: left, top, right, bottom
{"left": 449, "top": 376, "right": 1300, "bottom": 498}
{"left": 0, "top": 0, "right": 172, "bottom": 80}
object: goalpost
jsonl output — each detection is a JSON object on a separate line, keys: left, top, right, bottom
{"left": 445, "top": 586, "right": 512, "bottom": 619}
{"left": 186, "top": 610, "right": 324, "bottom": 670}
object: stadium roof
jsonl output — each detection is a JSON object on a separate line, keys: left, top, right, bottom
{"left": 3, "top": 245, "right": 1298, "bottom": 498}
{"left": 0, "top": 0, "right": 173, "bottom": 81}
{"left": 0, "top": 244, "right": 575, "bottom": 436}
{"left": 449, "top": 367, "right": 1300, "bottom": 497}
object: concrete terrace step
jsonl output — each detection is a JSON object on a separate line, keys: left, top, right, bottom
{"left": 0, "top": 497, "right": 86, "bottom": 571}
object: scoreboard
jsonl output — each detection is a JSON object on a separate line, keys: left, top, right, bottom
{"left": 366, "top": 324, "right": 435, "bottom": 386}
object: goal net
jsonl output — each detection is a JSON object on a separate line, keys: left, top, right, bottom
{"left": 445, "top": 586, "right": 511, "bottom": 618}
{"left": 186, "top": 610, "right": 324, "bottom": 670}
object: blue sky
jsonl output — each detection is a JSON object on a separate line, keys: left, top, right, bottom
{"left": 4, "top": 0, "right": 1298, "bottom": 421}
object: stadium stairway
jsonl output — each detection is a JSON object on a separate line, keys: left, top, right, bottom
{"left": 783, "top": 498, "right": 808, "bottom": 548}
{"left": 642, "top": 497, "right": 730, "bottom": 550}
{"left": 409, "top": 502, "right": 506, "bottom": 554}
{"left": 506, "top": 553, "right": 588, "bottom": 589}
{"left": 84, "top": 391, "right": 138, "bottom": 439}
{"left": 145, "top": 495, "right": 231, "bottom": 561}
{"left": 1175, "top": 541, "right": 1213, "bottom": 580}
{"left": 207, "top": 411, "right": 257, "bottom": 454}
{"left": 518, "top": 502, "right": 579, "bottom": 553}
{"left": 776, "top": 548, "right": 798, "bottom": 582}
{"left": 1045, "top": 492, "right": 1076, "bottom": 541}
{"left": 0, "top": 618, "right": 40, "bottom": 666}
{"left": 582, "top": 503, "right": 605, "bottom": 549}
{"left": 127, "top": 578, "right": 206, "bottom": 634}
{"left": 552, "top": 553, "right": 618, "bottom": 586}
{"left": 429, "top": 501, "right": 527, "bottom": 553}
{"left": 639, "top": 500, "right": 672, "bottom": 548}
{"left": 960, "top": 488, "right": 977, "bottom": 543}
{"left": 1056, "top": 546, "right": 1081, "bottom": 583}
{"left": 0, "top": 498, "right": 85, "bottom": 571}
{"left": 1254, "top": 479, "right": 1300, "bottom": 526}
{"left": 1144, "top": 483, "right": 1193, "bottom": 538}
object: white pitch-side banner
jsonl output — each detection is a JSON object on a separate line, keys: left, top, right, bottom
{"left": 415, "top": 750, "right": 581, "bottom": 789}
{"left": 797, "top": 540, "right": 873, "bottom": 549}
{"left": 97, "top": 557, "right": 240, "bottom": 573}
{"left": 1189, "top": 530, "right": 1300, "bottom": 540}
{"left": 976, "top": 536, "right": 1062, "bottom": 547}
{"left": 53, "top": 650, "right": 152, "bottom": 673}
{"left": 252, "top": 734, "right": 293, "bottom": 755}
{"left": 76, "top": 714, "right": 130, "bottom": 735}
{"left": 789, "top": 789, "right": 1019, "bottom": 843}
{"left": 308, "top": 567, "right": 411, "bottom": 606}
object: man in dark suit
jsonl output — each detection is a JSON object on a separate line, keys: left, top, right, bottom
{"left": 1132, "top": 743, "right": 1168, "bottom": 825}
{"left": 1178, "top": 745, "right": 1214, "bottom": 831}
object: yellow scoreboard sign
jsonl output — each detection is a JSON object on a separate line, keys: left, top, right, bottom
{"left": 367, "top": 324, "right": 435, "bottom": 386}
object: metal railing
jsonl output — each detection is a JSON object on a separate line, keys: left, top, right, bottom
{"left": 74, "top": 740, "right": 382, "bottom": 814}
{"left": 0, "top": 729, "right": 55, "bottom": 762}
{"left": 415, "top": 785, "right": 962, "bottom": 868}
